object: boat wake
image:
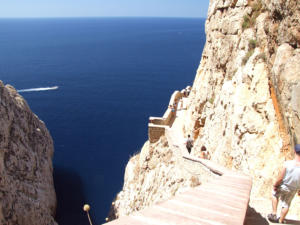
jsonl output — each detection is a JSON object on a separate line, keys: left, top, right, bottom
{"left": 17, "top": 86, "right": 59, "bottom": 93}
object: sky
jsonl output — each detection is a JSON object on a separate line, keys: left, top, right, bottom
{"left": 0, "top": 0, "right": 210, "bottom": 18}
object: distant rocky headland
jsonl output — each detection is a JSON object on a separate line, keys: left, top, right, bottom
{"left": 109, "top": 0, "right": 300, "bottom": 221}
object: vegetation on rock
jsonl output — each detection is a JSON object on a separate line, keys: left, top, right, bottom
{"left": 242, "top": 0, "right": 264, "bottom": 30}
{"left": 242, "top": 39, "right": 257, "bottom": 65}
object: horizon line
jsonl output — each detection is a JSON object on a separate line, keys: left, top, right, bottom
{"left": 0, "top": 16, "right": 207, "bottom": 19}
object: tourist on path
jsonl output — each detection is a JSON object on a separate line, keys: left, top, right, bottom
{"left": 170, "top": 105, "right": 175, "bottom": 116}
{"left": 185, "top": 134, "right": 194, "bottom": 154}
{"left": 200, "top": 146, "right": 210, "bottom": 159}
{"left": 268, "top": 144, "right": 300, "bottom": 223}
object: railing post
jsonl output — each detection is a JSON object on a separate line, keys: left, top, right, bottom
{"left": 83, "top": 204, "right": 93, "bottom": 225}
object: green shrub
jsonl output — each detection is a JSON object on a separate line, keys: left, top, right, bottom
{"left": 242, "top": 15, "right": 250, "bottom": 30}
{"left": 252, "top": 10, "right": 261, "bottom": 20}
{"left": 251, "top": 0, "right": 262, "bottom": 12}
{"left": 248, "top": 39, "right": 257, "bottom": 50}
{"left": 209, "top": 96, "right": 215, "bottom": 104}
{"left": 242, "top": 39, "right": 257, "bottom": 65}
{"left": 242, "top": 49, "right": 254, "bottom": 65}
{"left": 257, "top": 52, "right": 267, "bottom": 62}
{"left": 242, "top": 0, "right": 264, "bottom": 30}
{"left": 228, "top": 69, "right": 238, "bottom": 80}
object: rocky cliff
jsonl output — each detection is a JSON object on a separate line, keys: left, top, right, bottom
{"left": 109, "top": 0, "right": 300, "bottom": 220}
{"left": 0, "top": 81, "right": 57, "bottom": 225}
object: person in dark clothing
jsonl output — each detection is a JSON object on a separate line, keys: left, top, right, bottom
{"left": 185, "top": 134, "right": 193, "bottom": 154}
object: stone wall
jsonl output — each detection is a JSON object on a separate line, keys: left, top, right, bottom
{"left": 148, "top": 91, "right": 184, "bottom": 143}
{"left": 148, "top": 124, "right": 166, "bottom": 143}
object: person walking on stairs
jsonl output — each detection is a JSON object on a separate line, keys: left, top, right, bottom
{"left": 200, "top": 146, "right": 210, "bottom": 160}
{"left": 268, "top": 144, "right": 300, "bottom": 224}
{"left": 185, "top": 134, "right": 194, "bottom": 154}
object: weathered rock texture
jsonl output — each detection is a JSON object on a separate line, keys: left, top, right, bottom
{"left": 0, "top": 81, "right": 57, "bottom": 225}
{"left": 108, "top": 137, "right": 212, "bottom": 220}
{"left": 110, "top": 0, "right": 300, "bottom": 220}
{"left": 185, "top": 0, "right": 300, "bottom": 211}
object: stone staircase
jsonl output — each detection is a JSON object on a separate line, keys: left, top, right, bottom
{"left": 104, "top": 167, "right": 252, "bottom": 225}
{"left": 104, "top": 127, "right": 253, "bottom": 225}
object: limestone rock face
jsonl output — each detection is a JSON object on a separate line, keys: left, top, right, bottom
{"left": 185, "top": 0, "right": 300, "bottom": 215}
{"left": 110, "top": 0, "right": 300, "bottom": 220}
{"left": 0, "top": 81, "right": 57, "bottom": 225}
{"left": 108, "top": 137, "right": 208, "bottom": 220}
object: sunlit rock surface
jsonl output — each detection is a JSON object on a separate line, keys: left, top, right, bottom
{"left": 110, "top": 0, "right": 300, "bottom": 220}
{"left": 0, "top": 81, "right": 57, "bottom": 225}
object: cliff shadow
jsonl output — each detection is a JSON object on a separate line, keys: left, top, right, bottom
{"left": 244, "top": 206, "right": 300, "bottom": 225}
{"left": 54, "top": 167, "right": 93, "bottom": 225}
{"left": 244, "top": 206, "right": 269, "bottom": 225}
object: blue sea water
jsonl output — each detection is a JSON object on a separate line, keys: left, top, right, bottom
{"left": 0, "top": 17, "right": 206, "bottom": 225}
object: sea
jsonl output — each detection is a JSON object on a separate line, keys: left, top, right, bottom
{"left": 0, "top": 17, "right": 206, "bottom": 225}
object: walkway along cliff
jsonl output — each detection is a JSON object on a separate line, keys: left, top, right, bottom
{"left": 108, "top": 0, "right": 300, "bottom": 223}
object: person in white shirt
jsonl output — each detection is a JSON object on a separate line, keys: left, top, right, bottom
{"left": 268, "top": 144, "right": 300, "bottom": 223}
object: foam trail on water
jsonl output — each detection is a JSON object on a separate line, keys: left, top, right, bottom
{"left": 17, "top": 86, "right": 59, "bottom": 93}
